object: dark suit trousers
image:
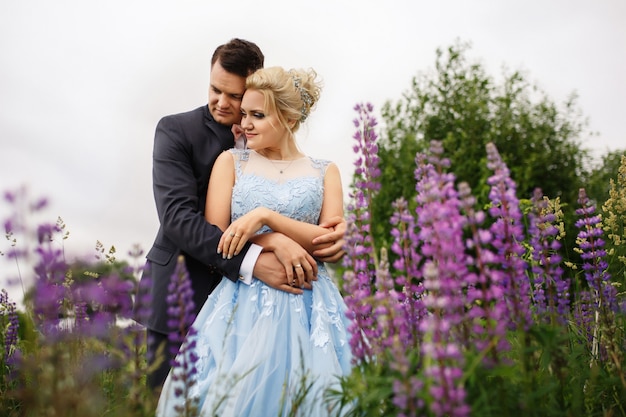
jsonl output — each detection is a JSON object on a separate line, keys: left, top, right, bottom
{"left": 147, "top": 329, "right": 181, "bottom": 391}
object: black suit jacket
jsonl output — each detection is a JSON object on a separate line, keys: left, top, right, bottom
{"left": 139, "top": 105, "right": 251, "bottom": 334}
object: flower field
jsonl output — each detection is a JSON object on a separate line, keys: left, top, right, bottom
{"left": 1, "top": 104, "right": 625, "bottom": 416}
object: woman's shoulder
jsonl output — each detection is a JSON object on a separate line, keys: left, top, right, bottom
{"left": 307, "top": 155, "right": 333, "bottom": 169}
{"left": 228, "top": 148, "right": 251, "bottom": 161}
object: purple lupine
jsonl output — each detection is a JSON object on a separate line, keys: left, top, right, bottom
{"left": 349, "top": 197, "right": 426, "bottom": 414}
{"left": 485, "top": 142, "right": 532, "bottom": 331}
{"left": 32, "top": 278, "right": 69, "bottom": 339}
{"left": 414, "top": 142, "right": 469, "bottom": 337}
{"left": 575, "top": 188, "right": 616, "bottom": 311}
{"left": 133, "top": 272, "right": 152, "bottom": 326}
{"left": 574, "top": 188, "right": 618, "bottom": 360}
{"left": 1, "top": 289, "right": 20, "bottom": 366}
{"left": 392, "top": 377, "right": 425, "bottom": 417}
{"left": 420, "top": 264, "right": 470, "bottom": 417}
{"left": 389, "top": 197, "right": 425, "bottom": 350}
{"left": 74, "top": 274, "right": 135, "bottom": 340}
{"left": 573, "top": 290, "right": 595, "bottom": 347}
{"left": 166, "top": 255, "right": 199, "bottom": 413}
{"left": 32, "top": 221, "right": 67, "bottom": 287}
{"left": 414, "top": 141, "right": 470, "bottom": 417}
{"left": 528, "top": 188, "right": 569, "bottom": 325}
{"left": 458, "top": 181, "right": 509, "bottom": 364}
{"left": 343, "top": 103, "right": 382, "bottom": 363}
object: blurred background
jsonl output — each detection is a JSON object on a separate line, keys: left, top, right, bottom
{"left": 1, "top": 0, "right": 624, "bottom": 283}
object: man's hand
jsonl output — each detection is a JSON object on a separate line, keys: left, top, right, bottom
{"left": 312, "top": 216, "right": 346, "bottom": 263}
{"left": 253, "top": 252, "right": 314, "bottom": 294}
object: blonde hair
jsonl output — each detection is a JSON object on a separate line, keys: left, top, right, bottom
{"left": 245, "top": 67, "right": 322, "bottom": 133}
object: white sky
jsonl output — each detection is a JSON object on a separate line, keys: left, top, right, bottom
{"left": 1, "top": 0, "right": 625, "bottom": 295}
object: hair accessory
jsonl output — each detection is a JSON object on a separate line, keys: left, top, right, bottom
{"left": 289, "top": 70, "right": 314, "bottom": 122}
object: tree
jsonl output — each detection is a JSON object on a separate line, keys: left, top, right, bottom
{"left": 587, "top": 149, "right": 626, "bottom": 206}
{"left": 372, "top": 40, "right": 593, "bottom": 256}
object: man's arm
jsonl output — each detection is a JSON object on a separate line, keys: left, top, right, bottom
{"left": 153, "top": 114, "right": 248, "bottom": 280}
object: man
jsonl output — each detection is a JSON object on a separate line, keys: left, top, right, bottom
{"left": 138, "top": 38, "right": 346, "bottom": 390}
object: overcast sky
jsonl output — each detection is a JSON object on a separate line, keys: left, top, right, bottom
{"left": 1, "top": 0, "right": 625, "bottom": 295}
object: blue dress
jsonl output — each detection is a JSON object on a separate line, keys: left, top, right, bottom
{"left": 157, "top": 149, "right": 353, "bottom": 417}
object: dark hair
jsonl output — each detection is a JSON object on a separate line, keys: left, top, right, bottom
{"left": 211, "top": 38, "right": 264, "bottom": 77}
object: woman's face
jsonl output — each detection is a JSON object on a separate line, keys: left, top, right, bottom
{"left": 240, "top": 89, "right": 289, "bottom": 152}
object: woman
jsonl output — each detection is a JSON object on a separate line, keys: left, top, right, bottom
{"left": 157, "top": 67, "right": 352, "bottom": 417}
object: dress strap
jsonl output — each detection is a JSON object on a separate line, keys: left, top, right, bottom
{"left": 229, "top": 149, "right": 250, "bottom": 181}
{"left": 308, "top": 157, "right": 331, "bottom": 178}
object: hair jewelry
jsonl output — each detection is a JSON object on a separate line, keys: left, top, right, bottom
{"left": 289, "top": 70, "right": 314, "bottom": 122}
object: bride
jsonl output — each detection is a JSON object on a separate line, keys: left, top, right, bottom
{"left": 156, "top": 66, "right": 353, "bottom": 417}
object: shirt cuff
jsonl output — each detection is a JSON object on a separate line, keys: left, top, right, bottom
{"left": 239, "top": 243, "right": 262, "bottom": 285}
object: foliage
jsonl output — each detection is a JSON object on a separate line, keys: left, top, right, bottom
{"left": 1, "top": 188, "right": 157, "bottom": 417}
{"left": 337, "top": 103, "right": 626, "bottom": 416}
{"left": 587, "top": 149, "right": 626, "bottom": 205}
{"left": 374, "top": 40, "right": 597, "bottom": 262}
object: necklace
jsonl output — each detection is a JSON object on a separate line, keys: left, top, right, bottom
{"left": 269, "top": 158, "right": 296, "bottom": 174}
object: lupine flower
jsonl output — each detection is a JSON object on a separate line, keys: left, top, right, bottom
{"left": 572, "top": 290, "right": 595, "bottom": 346}
{"left": 458, "top": 181, "right": 509, "bottom": 363}
{"left": 166, "top": 255, "right": 199, "bottom": 413}
{"left": 601, "top": 155, "right": 626, "bottom": 273}
{"left": 1, "top": 289, "right": 20, "bottom": 366}
{"left": 528, "top": 189, "right": 569, "bottom": 325}
{"left": 392, "top": 377, "right": 425, "bottom": 416}
{"left": 132, "top": 272, "right": 152, "bottom": 326}
{"left": 574, "top": 188, "right": 620, "bottom": 362}
{"left": 388, "top": 197, "right": 425, "bottom": 351}
{"left": 485, "top": 142, "right": 532, "bottom": 331}
{"left": 575, "top": 189, "right": 616, "bottom": 311}
{"left": 414, "top": 141, "right": 470, "bottom": 417}
{"left": 420, "top": 263, "right": 470, "bottom": 417}
{"left": 343, "top": 102, "right": 382, "bottom": 363}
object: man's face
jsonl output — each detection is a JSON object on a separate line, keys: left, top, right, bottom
{"left": 208, "top": 60, "right": 247, "bottom": 126}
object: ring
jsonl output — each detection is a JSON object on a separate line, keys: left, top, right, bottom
{"left": 293, "top": 264, "right": 302, "bottom": 268}
{"left": 229, "top": 232, "right": 235, "bottom": 237}
{"left": 291, "top": 279, "right": 297, "bottom": 286}
{"left": 234, "top": 234, "right": 241, "bottom": 238}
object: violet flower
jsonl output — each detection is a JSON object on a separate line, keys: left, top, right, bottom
{"left": 388, "top": 197, "right": 425, "bottom": 351}
{"left": 485, "top": 142, "right": 532, "bottom": 331}
{"left": 528, "top": 189, "right": 569, "bottom": 325}
{"left": 575, "top": 188, "right": 616, "bottom": 311}
{"left": 166, "top": 255, "right": 199, "bottom": 410}
{"left": 343, "top": 102, "right": 382, "bottom": 363}
{"left": 414, "top": 141, "right": 470, "bottom": 417}
{"left": 574, "top": 188, "right": 619, "bottom": 360}
{"left": 1, "top": 289, "right": 20, "bottom": 366}
{"left": 458, "top": 181, "right": 509, "bottom": 363}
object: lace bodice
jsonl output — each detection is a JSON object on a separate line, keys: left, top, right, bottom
{"left": 230, "top": 149, "right": 330, "bottom": 232}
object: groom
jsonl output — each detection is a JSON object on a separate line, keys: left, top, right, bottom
{"left": 138, "top": 38, "right": 346, "bottom": 390}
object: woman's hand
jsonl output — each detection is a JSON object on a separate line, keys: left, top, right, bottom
{"left": 218, "top": 207, "right": 269, "bottom": 259}
{"left": 311, "top": 216, "right": 346, "bottom": 263}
